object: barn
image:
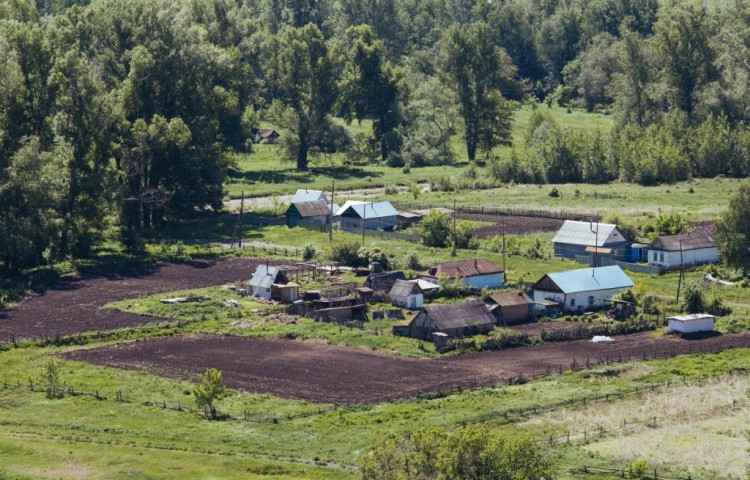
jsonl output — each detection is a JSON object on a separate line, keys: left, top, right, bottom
{"left": 408, "top": 299, "right": 495, "bottom": 340}
{"left": 553, "top": 220, "right": 631, "bottom": 264}
{"left": 649, "top": 232, "right": 718, "bottom": 269}
{"left": 667, "top": 314, "right": 715, "bottom": 334}
{"left": 334, "top": 201, "right": 398, "bottom": 231}
{"left": 285, "top": 200, "right": 331, "bottom": 229}
{"left": 389, "top": 280, "right": 424, "bottom": 309}
{"left": 486, "top": 291, "right": 533, "bottom": 325}
{"left": 532, "top": 265, "right": 634, "bottom": 313}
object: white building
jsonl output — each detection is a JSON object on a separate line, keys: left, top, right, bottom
{"left": 667, "top": 314, "right": 715, "bottom": 334}
{"left": 389, "top": 280, "right": 424, "bottom": 310}
{"left": 532, "top": 265, "right": 634, "bottom": 313}
{"left": 649, "top": 232, "right": 718, "bottom": 269}
{"left": 249, "top": 264, "right": 288, "bottom": 299}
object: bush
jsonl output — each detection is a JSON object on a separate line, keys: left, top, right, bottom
{"left": 328, "top": 238, "right": 362, "bottom": 267}
{"left": 454, "top": 221, "right": 479, "bottom": 250}
{"left": 302, "top": 244, "right": 316, "bottom": 261}
{"left": 548, "top": 187, "right": 560, "bottom": 197}
{"left": 406, "top": 252, "right": 422, "bottom": 270}
{"left": 419, "top": 211, "right": 452, "bottom": 248}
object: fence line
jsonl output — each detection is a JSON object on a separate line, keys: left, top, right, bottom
{"left": 392, "top": 202, "right": 601, "bottom": 222}
{"left": 574, "top": 463, "right": 699, "bottom": 480}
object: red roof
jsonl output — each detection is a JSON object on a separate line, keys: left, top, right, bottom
{"left": 420, "top": 259, "right": 503, "bottom": 279}
{"left": 487, "top": 291, "right": 532, "bottom": 307}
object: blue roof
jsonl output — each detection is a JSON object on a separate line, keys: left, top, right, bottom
{"left": 292, "top": 189, "right": 327, "bottom": 204}
{"left": 544, "top": 265, "right": 634, "bottom": 294}
{"left": 340, "top": 201, "right": 398, "bottom": 219}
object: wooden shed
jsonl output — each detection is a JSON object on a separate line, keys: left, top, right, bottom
{"left": 408, "top": 299, "right": 495, "bottom": 340}
{"left": 285, "top": 200, "right": 331, "bottom": 229}
{"left": 363, "top": 271, "right": 406, "bottom": 292}
{"left": 486, "top": 291, "right": 533, "bottom": 325}
{"left": 389, "top": 280, "right": 423, "bottom": 310}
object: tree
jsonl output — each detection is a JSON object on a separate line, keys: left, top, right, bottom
{"left": 360, "top": 425, "right": 556, "bottom": 480}
{"left": 440, "top": 22, "right": 519, "bottom": 161}
{"left": 270, "top": 24, "right": 340, "bottom": 171}
{"left": 193, "top": 368, "right": 227, "bottom": 420}
{"left": 716, "top": 183, "right": 750, "bottom": 276}
{"left": 38, "top": 359, "right": 64, "bottom": 399}
{"left": 339, "top": 25, "right": 403, "bottom": 163}
{"left": 419, "top": 210, "right": 452, "bottom": 248}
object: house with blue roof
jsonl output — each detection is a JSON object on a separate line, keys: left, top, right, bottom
{"left": 553, "top": 220, "right": 638, "bottom": 265}
{"left": 531, "top": 265, "right": 634, "bottom": 313}
{"left": 334, "top": 201, "right": 398, "bottom": 231}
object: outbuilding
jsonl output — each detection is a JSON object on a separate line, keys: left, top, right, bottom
{"left": 667, "top": 314, "right": 715, "bottom": 334}
{"left": 389, "top": 280, "right": 424, "bottom": 309}
{"left": 486, "top": 291, "right": 533, "bottom": 325}
{"left": 285, "top": 200, "right": 332, "bottom": 229}
{"left": 649, "top": 232, "right": 718, "bottom": 269}
{"left": 408, "top": 299, "right": 496, "bottom": 340}
{"left": 363, "top": 271, "right": 406, "bottom": 292}
{"left": 249, "top": 264, "right": 289, "bottom": 299}
{"left": 531, "top": 265, "right": 634, "bottom": 313}
{"left": 418, "top": 259, "right": 504, "bottom": 289}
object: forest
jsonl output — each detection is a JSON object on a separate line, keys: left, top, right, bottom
{"left": 3, "top": 0, "right": 750, "bottom": 272}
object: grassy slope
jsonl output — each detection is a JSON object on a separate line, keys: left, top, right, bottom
{"left": 1, "top": 344, "right": 749, "bottom": 479}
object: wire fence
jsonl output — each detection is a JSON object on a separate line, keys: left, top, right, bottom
{"left": 573, "top": 464, "right": 700, "bottom": 479}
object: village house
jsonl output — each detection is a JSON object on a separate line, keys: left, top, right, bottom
{"left": 291, "top": 189, "right": 328, "bottom": 204}
{"left": 419, "top": 259, "right": 504, "bottom": 289}
{"left": 407, "top": 299, "right": 496, "bottom": 340}
{"left": 531, "top": 265, "right": 634, "bottom": 313}
{"left": 667, "top": 314, "right": 715, "bottom": 334}
{"left": 334, "top": 201, "right": 398, "bottom": 231}
{"left": 649, "top": 232, "right": 718, "bottom": 269}
{"left": 552, "top": 220, "right": 634, "bottom": 265}
{"left": 485, "top": 291, "right": 533, "bottom": 325}
{"left": 253, "top": 128, "right": 280, "bottom": 144}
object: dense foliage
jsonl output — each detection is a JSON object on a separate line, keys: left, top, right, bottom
{"left": 4, "top": 0, "right": 750, "bottom": 271}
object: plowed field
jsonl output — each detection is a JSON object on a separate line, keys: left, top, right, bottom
{"left": 0, "top": 258, "right": 280, "bottom": 342}
{"left": 456, "top": 213, "right": 564, "bottom": 237}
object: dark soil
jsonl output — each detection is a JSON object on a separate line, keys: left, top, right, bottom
{"left": 0, "top": 257, "right": 282, "bottom": 342}
{"left": 64, "top": 330, "right": 750, "bottom": 404}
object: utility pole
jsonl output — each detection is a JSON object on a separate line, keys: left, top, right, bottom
{"left": 502, "top": 216, "right": 506, "bottom": 277}
{"left": 452, "top": 199, "right": 457, "bottom": 249}
{"left": 362, "top": 203, "right": 367, "bottom": 243}
{"left": 231, "top": 191, "right": 244, "bottom": 249}
{"left": 676, "top": 239, "right": 684, "bottom": 303}
{"left": 329, "top": 180, "right": 335, "bottom": 243}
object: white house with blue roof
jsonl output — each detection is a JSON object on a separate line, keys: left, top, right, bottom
{"left": 334, "top": 201, "right": 398, "bottom": 231}
{"left": 531, "top": 265, "right": 634, "bottom": 313}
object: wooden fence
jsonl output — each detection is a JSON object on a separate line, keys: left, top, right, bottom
{"left": 392, "top": 202, "right": 601, "bottom": 222}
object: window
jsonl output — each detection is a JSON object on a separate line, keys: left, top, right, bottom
{"left": 660, "top": 252, "right": 664, "bottom": 262}
{"left": 570, "top": 298, "right": 576, "bottom": 307}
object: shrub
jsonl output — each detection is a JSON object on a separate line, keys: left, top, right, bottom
{"left": 302, "top": 244, "right": 316, "bottom": 261}
{"left": 406, "top": 252, "right": 422, "bottom": 270}
{"left": 419, "top": 211, "right": 452, "bottom": 248}
{"left": 548, "top": 187, "right": 560, "bottom": 197}
{"left": 328, "top": 238, "right": 362, "bottom": 267}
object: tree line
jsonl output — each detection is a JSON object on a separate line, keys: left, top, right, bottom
{"left": 3, "top": 0, "right": 750, "bottom": 272}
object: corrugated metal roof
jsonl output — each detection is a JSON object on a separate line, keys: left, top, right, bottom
{"left": 364, "top": 271, "right": 406, "bottom": 291}
{"left": 250, "top": 265, "right": 285, "bottom": 290}
{"left": 666, "top": 313, "right": 715, "bottom": 322}
{"left": 650, "top": 232, "right": 716, "bottom": 251}
{"left": 292, "top": 189, "right": 327, "bottom": 204}
{"left": 552, "top": 220, "right": 626, "bottom": 247}
{"left": 538, "top": 265, "right": 634, "bottom": 294}
{"left": 389, "top": 279, "right": 421, "bottom": 297}
{"left": 336, "top": 201, "right": 398, "bottom": 219}
{"left": 293, "top": 200, "right": 331, "bottom": 217}
{"left": 420, "top": 259, "right": 503, "bottom": 279}
{"left": 488, "top": 291, "right": 532, "bottom": 307}
{"left": 423, "top": 299, "right": 495, "bottom": 330}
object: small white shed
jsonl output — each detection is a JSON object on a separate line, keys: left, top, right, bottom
{"left": 389, "top": 280, "right": 424, "bottom": 310}
{"left": 667, "top": 314, "right": 715, "bottom": 334}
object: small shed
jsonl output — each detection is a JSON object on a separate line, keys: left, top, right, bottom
{"left": 486, "top": 291, "right": 533, "bottom": 325}
{"left": 418, "top": 259, "right": 504, "bottom": 289}
{"left": 667, "top": 314, "right": 715, "bottom": 334}
{"left": 355, "top": 287, "right": 374, "bottom": 302}
{"left": 363, "top": 271, "right": 406, "bottom": 292}
{"left": 273, "top": 282, "right": 299, "bottom": 304}
{"left": 249, "top": 265, "right": 289, "bottom": 299}
{"left": 389, "top": 280, "right": 424, "bottom": 310}
{"left": 408, "top": 299, "right": 495, "bottom": 340}
{"left": 254, "top": 128, "right": 280, "bottom": 144}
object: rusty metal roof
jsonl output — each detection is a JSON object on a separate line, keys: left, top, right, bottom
{"left": 487, "top": 291, "right": 532, "bottom": 307}
{"left": 650, "top": 232, "right": 716, "bottom": 251}
{"left": 420, "top": 259, "right": 503, "bottom": 279}
{"left": 364, "top": 271, "right": 406, "bottom": 291}
{"left": 423, "top": 299, "right": 495, "bottom": 330}
{"left": 293, "top": 200, "right": 331, "bottom": 218}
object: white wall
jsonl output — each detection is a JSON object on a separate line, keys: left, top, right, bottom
{"left": 534, "top": 287, "right": 627, "bottom": 313}
{"left": 668, "top": 317, "right": 714, "bottom": 333}
{"left": 392, "top": 293, "right": 423, "bottom": 309}
{"left": 649, "top": 247, "right": 718, "bottom": 268}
